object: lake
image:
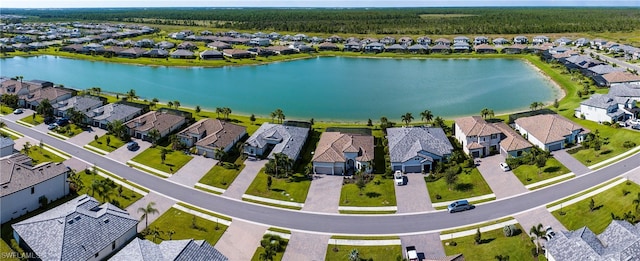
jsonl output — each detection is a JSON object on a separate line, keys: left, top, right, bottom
{"left": 0, "top": 55, "right": 560, "bottom": 121}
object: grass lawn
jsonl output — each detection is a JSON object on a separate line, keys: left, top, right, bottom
{"left": 426, "top": 168, "right": 493, "bottom": 203}
{"left": 86, "top": 134, "right": 126, "bottom": 152}
{"left": 75, "top": 169, "right": 142, "bottom": 208}
{"left": 325, "top": 245, "right": 403, "bottom": 261}
{"left": 250, "top": 237, "right": 288, "bottom": 261}
{"left": 245, "top": 170, "right": 311, "bottom": 203}
{"left": 443, "top": 225, "right": 544, "bottom": 261}
{"left": 552, "top": 181, "right": 640, "bottom": 234}
{"left": 19, "top": 114, "right": 43, "bottom": 125}
{"left": 511, "top": 158, "right": 571, "bottom": 185}
{"left": 0, "top": 104, "right": 14, "bottom": 115}
{"left": 198, "top": 159, "right": 245, "bottom": 189}
{"left": 144, "top": 208, "right": 227, "bottom": 245}
{"left": 131, "top": 145, "right": 194, "bottom": 174}
{"left": 339, "top": 175, "right": 397, "bottom": 207}
{"left": 52, "top": 124, "right": 85, "bottom": 138}
{"left": 0, "top": 239, "right": 19, "bottom": 261}
{"left": 25, "top": 146, "right": 65, "bottom": 164}
{"left": 566, "top": 125, "right": 640, "bottom": 166}
{"left": 0, "top": 130, "right": 19, "bottom": 140}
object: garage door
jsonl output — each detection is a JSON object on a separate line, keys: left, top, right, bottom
{"left": 314, "top": 167, "right": 333, "bottom": 174}
{"left": 548, "top": 143, "right": 562, "bottom": 151}
{"left": 404, "top": 165, "right": 422, "bottom": 173}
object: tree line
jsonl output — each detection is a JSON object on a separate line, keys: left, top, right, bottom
{"left": 6, "top": 7, "right": 640, "bottom": 35}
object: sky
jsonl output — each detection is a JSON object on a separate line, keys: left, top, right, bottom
{"left": 0, "top": 0, "right": 638, "bottom": 8}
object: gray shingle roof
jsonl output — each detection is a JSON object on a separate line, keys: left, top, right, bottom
{"left": 588, "top": 64, "right": 625, "bottom": 75}
{"left": 387, "top": 127, "right": 453, "bottom": 163}
{"left": 1, "top": 153, "right": 70, "bottom": 197}
{"left": 609, "top": 84, "right": 640, "bottom": 98}
{"left": 0, "top": 136, "right": 14, "bottom": 149}
{"left": 90, "top": 103, "right": 142, "bottom": 123}
{"left": 580, "top": 93, "right": 628, "bottom": 109}
{"left": 110, "top": 238, "right": 228, "bottom": 261}
{"left": 245, "top": 123, "right": 309, "bottom": 160}
{"left": 12, "top": 194, "right": 138, "bottom": 260}
{"left": 53, "top": 96, "right": 103, "bottom": 114}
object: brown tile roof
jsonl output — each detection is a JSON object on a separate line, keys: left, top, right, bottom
{"left": 1, "top": 154, "right": 70, "bottom": 197}
{"left": 474, "top": 44, "right": 495, "bottom": 50}
{"left": 515, "top": 114, "right": 589, "bottom": 144}
{"left": 602, "top": 72, "right": 640, "bottom": 84}
{"left": 455, "top": 116, "right": 502, "bottom": 137}
{"left": 467, "top": 142, "right": 484, "bottom": 150}
{"left": 222, "top": 49, "right": 250, "bottom": 55}
{"left": 24, "top": 87, "right": 72, "bottom": 103}
{"left": 312, "top": 132, "right": 374, "bottom": 163}
{"left": 491, "top": 122, "right": 532, "bottom": 152}
{"left": 179, "top": 119, "right": 246, "bottom": 150}
{"left": 125, "top": 111, "right": 185, "bottom": 134}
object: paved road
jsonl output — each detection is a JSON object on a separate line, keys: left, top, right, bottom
{"left": 3, "top": 119, "right": 640, "bottom": 235}
{"left": 583, "top": 49, "right": 640, "bottom": 72}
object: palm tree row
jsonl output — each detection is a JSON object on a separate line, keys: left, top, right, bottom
{"left": 480, "top": 108, "right": 495, "bottom": 119}
{"left": 215, "top": 107, "right": 232, "bottom": 120}
{"left": 530, "top": 101, "right": 544, "bottom": 111}
{"left": 270, "top": 108, "right": 285, "bottom": 124}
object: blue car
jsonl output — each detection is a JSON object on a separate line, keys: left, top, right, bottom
{"left": 56, "top": 118, "right": 69, "bottom": 126}
{"left": 126, "top": 141, "right": 139, "bottom": 151}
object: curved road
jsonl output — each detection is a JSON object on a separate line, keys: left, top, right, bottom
{"left": 4, "top": 120, "right": 639, "bottom": 235}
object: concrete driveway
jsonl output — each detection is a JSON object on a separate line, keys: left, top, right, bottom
{"left": 106, "top": 138, "right": 152, "bottom": 163}
{"left": 400, "top": 232, "right": 445, "bottom": 260}
{"left": 514, "top": 207, "right": 567, "bottom": 237}
{"left": 395, "top": 174, "right": 434, "bottom": 213}
{"left": 125, "top": 192, "right": 177, "bottom": 233}
{"left": 214, "top": 220, "right": 268, "bottom": 261}
{"left": 222, "top": 159, "right": 267, "bottom": 200}
{"left": 476, "top": 155, "right": 528, "bottom": 199}
{"left": 66, "top": 126, "right": 107, "bottom": 146}
{"left": 302, "top": 175, "right": 343, "bottom": 213}
{"left": 553, "top": 149, "right": 590, "bottom": 176}
{"left": 282, "top": 232, "right": 330, "bottom": 261}
{"left": 168, "top": 155, "right": 217, "bottom": 187}
{"left": 2, "top": 108, "right": 33, "bottom": 121}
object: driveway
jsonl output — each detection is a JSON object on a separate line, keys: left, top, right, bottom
{"left": 514, "top": 206, "right": 567, "bottom": 235}
{"left": 12, "top": 136, "right": 39, "bottom": 152}
{"left": 395, "top": 174, "right": 434, "bottom": 213}
{"left": 66, "top": 126, "right": 107, "bottom": 146}
{"left": 214, "top": 220, "right": 268, "bottom": 261}
{"left": 400, "top": 232, "right": 445, "bottom": 260}
{"left": 63, "top": 157, "right": 91, "bottom": 172}
{"left": 106, "top": 138, "right": 152, "bottom": 163}
{"left": 282, "top": 232, "right": 330, "bottom": 261}
{"left": 302, "top": 175, "right": 343, "bottom": 213}
{"left": 2, "top": 108, "right": 33, "bottom": 121}
{"left": 222, "top": 159, "right": 267, "bottom": 199}
{"left": 125, "top": 192, "right": 177, "bottom": 233}
{"left": 553, "top": 149, "right": 590, "bottom": 176}
{"left": 168, "top": 155, "right": 217, "bottom": 187}
{"left": 476, "top": 155, "right": 528, "bottom": 199}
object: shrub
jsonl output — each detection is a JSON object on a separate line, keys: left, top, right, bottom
{"left": 602, "top": 121, "right": 611, "bottom": 126}
{"left": 503, "top": 224, "right": 517, "bottom": 237}
{"left": 435, "top": 194, "right": 442, "bottom": 200}
{"left": 449, "top": 241, "right": 457, "bottom": 246}
{"left": 623, "top": 141, "right": 636, "bottom": 149}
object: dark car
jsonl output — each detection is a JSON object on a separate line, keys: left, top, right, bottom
{"left": 126, "top": 141, "right": 139, "bottom": 151}
{"left": 56, "top": 118, "right": 69, "bottom": 126}
{"left": 44, "top": 116, "right": 56, "bottom": 125}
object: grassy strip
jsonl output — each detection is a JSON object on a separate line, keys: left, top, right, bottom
{"left": 527, "top": 175, "right": 575, "bottom": 190}
{"left": 83, "top": 145, "right": 108, "bottom": 155}
{"left": 194, "top": 185, "right": 223, "bottom": 195}
{"left": 546, "top": 177, "right": 622, "bottom": 208}
{"left": 43, "top": 143, "right": 72, "bottom": 158}
{"left": 144, "top": 208, "right": 227, "bottom": 245}
{"left": 176, "top": 202, "right": 232, "bottom": 221}
{"left": 127, "top": 163, "right": 169, "bottom": 178}
{"left": 440, "top": 217, "right": 515, "bottom": 235}
{"left": 0, "top": 129, "right": 21, "bottom": 139}
{"left": 443, "top": 224, "right": 541, "bottom": 261}
{"left": 330, "top": 235, "right": 400, "bottom": 240}
{"left": 242, "top": 198, "right": 303, "bottom": 210}
{"left": 16, "top": 120, "right": 33, "bottom": 128}
{"left": 267, "top": 227, "right": 291, "bottom": 234}
{"left": 339, "top": 210, "right": 397, "bottom": 214}
{"left": 325, "top": 245, "right": 403, "bottom": 261}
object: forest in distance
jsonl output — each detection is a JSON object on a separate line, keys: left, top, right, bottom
{"left": 3, "top": 7, "right": 640, "bottom": 35}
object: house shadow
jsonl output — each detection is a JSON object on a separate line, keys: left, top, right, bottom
{"left": 480, "top": 238, "right": 496, "bottom": 244}
{"left": 455, "top": 183, "right": 474, "bottom": 191}
{"left": 544, "top": 166, "right": 560, "bottom": 173}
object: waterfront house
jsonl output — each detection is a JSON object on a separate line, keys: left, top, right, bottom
{"left": 267, "top": 45, "right": 297, "bottom": 55}
{"left": 514, "top": 114, "right": 589, "bottom": 151}
{"left": 473, "top": 36, "right": 489, "bottom": 45}
{"left": 222, "top": 49, "right": 253, "bottom": 59}
{"left": 492, "top": 37, "right": 509, "bottom": 45}
{"left": 532, "top": 35, "right": 549, "bottom": 45}
{"left": 143, "top": 48, "right": 169, "bottom": 58}
{"left": 452, "top": 42, "right": 471, "bottom": 53}
{"left": 364, "top": 42, "right": 385, "bottom": 53}
{"left": 125, "top": 110, "right": 187, "bottom": 141}
{"left": 1, "top": 153, "right": 71, "bottom": 223}
{"left": 575, "top": 94, "right": 637, "bottom": 123}
{"left": 170, "top": 49, "right": 195, "bottom": 59}
{"left": 312, "top": 132, "right": 374, "bottom": 175}
{"left": 417, "top": 36, "right": 432, "bottom": 46}
{"left": 430, "top": 44, "right": 451, "bottom": 53}
{"left": 53, "top": 95, "right": 104, "bottom": 119}
{"left": 490, "top": 122, "right": 533, "bottom": 158}
{"left": 177, "top": 119, "right": 247, "bottom": 157}
{"left": 454, "top": 116, "right": 503, "bottom": 158}
{"left": 385, "top": 44, "right": 406, "bottom": 53}
{"left": 118, "top": 47, "right": 146, "bottom": 58}
{"left": 89, "top": 103, "right": 143, "bottom": 129}
{"left": 502, "top": 44, "right": 527, "bottom": 54}
{"left": 291, "top": 43, "right": 313, "bottom": 53}
{"left": 12, "top": 195, "right": 138, "bottom": 260}
{"left": 199, "top": 49, "right": 224, "bottom": 60}
{"left": 474, "top": 44, "right": 496, "bottom": 54}
{"left": 343, "top": 41, "right": 362, "bottom": 52}
{"left": 609, "top": 83, "right": 640, "bottom": 102}
{"left": 244, "top": 123, "right": 309, "bottom": 162}
{"left": 110, "top": 238, "right": 228, "bottom": 261}
{"left": 398, "top": 36, "right": 413, "bottom": 46}
{"left": 22, "top": 86, "right": 74, "bottom": 110}
{"left": 513, "top": 36, "right": 528, "bottom": 44}
{"left": 407, "top": 44, "right": 429, "bottom": 54}
{"left": 247, "top": 47, "right": 275, "bottom": 56}
{"left": 207, "top": 41, "right": 232, "bottom": 50}
{"left": 387, "top": 127, "right": 453, "bottom": 173}
{"left": 599, "top": 72, "right": 640, "bottom": 87}
{"left": 586, "top": 64, "right": 625, "bottom": 77}
{"left": 317, "top": 42, "right": 340, "bottom": 51}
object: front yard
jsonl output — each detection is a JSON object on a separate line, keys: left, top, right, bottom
{"left": 51, "top": 124, "right": 85, "bottom": 138}
{"left": 325, "top": 245, "right": 402, "bottom": 261}
{"left": 443, "top": 225, "right": 544, "bottom": 261}
{"left": 19, "top": 114, "right": 43, "bottom": 125}
{"left": 566, "top": 123, "right": 640, "bottom": 166}
{"left": 245, "top": 170, "right": 311, "bottom": 203}
{"left": 511, "top": 158, "right": 571, "bottom": 185}
{"left": 339, "top": 175, "right": 397, "bottom": 207}
{"left": 131, "top": 145, "right": 194, "bottom": 174}
{"left": 86, "top": 134, "right": 126, "bottom": 152}
{"left": 198, "top": 156, "right": 246, "bottom": 189}
{"left": 144, "top": 208, "right": 227, "bottom": 245}
{"left": 75, "top": 169, "right": 142, "bottom": 209}
{"left": 25, "top": 145, "right": 65, "bottom": 164}
{"left": 426, "top": 167, "right": 493, "bottom": 203}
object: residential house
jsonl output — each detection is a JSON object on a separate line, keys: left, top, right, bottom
{"left": 387, "top": 127, "right": 453, "bottom": 173}
{"left": 343, "top": 41, "right": 362, "bottom": 52}
{"left": 143, "top": 48, "right": 169, "bottom": 58}
{"left": 453, "top": 36, "right": 470, "bottom": 44}
{"left": 502, "top": 44, "right": 527, "bottom": 54}
{"left": 532, "top": 35, "right": 549, "bottom": 45}
{"left": 247, "top": 47, "right": 275, "bottom": 56}
{"left": 398, "top": 36, "right": 413, "bottom": 46}
{"left": 474, "top": 44, "right": 496, "bottom": 54}
{"left": 434, "top": 38, "right": 451, "bottom": 46}
{"left": 416, "top": 36, "right": 432, "bottom": 46}
{"left": 473, "top": 36, "right": 489, "bottom": 45}
{"left": 590, "top": 39, "right": 608, "bottom": 50}
{"left": 110, "top": 238, "right": 228, "bottom": 261}
{"left": 53, "top": 95, "right": 103, "bottom": 119}
{"left": 513, "top": 36, "right": 528, "bottom": 44}
{"left": 554, "top": 37, "right": 573, "bottom": 46}
{"left": 61, "top": 43, "right": 85, "bottom": 52}
{"left": 118, "top": 47, "right": 146, "bottom": 58}
{"left": 385, "top": 44, "right": 406, "bottom": 53}
{"left": 170, "top": 49, "right": 195, "bottom": 59}
{"left": 490, "top": 122, "right": 533, "bottom": 157}
{"left": 407, "top": 44, "right": 429, "bottom": 54}
{"left": 609, "top": 83, "right": 640, "bottom": 102}
{"left": 1, "top": 153, "right": 71, "bottom": 223}
{"left": 430, "top": 44, "right": 451, "bottom": 53}
{"left": 249, "top": 37, "right": 271, "bottom": 47}
{"left": 177, "top": 119, "right": 247, "bottom": 157}
{"left": 452, "top": 42, "right": 471, "bottom": 53}
{"left": 207, "top": 41, "right": 232, "bottom": 50}
{"left": 222, "top": 49, "right": 253, "bottom": 59}
{"left": 380, "top": 36, "right": 396, "bottom": 45}
{"left": 514, "top": 114, "right": 589, "bottom": 151}
{"left": 266, "top": 45, "right": 296, "bottom": 55}
{"left": 0, "top": 137, "right": 14, "bottom": 157}
{"left": 575, "top": 93, "right": 637, "bottom": 123}
{"left": 312, "top": 132, "right": 374, "bottom": 175}
{"left": 364, "top": 42, "right": 385, "bottom": 53}
{"left": 586, "top": 64, "right": 625, "bottom": 77}
{"left": 125, "top": 110, "right": 187, "bottom": 141}
{"left": 177, "top": 41, "right": 197, "bottom": 50}
{"left": 155, "top": 41, "right": 175, "bottom": 49}
{"left": 317, "top": 42, "right": 340, "bottom": 51}
{"left": 454, "top": 116, "right": 503, "bottom": 158}
{"left": 492, "top": 37, "right": 509, "bottom": 45}
{"left": 326, "top": 35, "right": 343, "bottom": 43}
{"left": 545, "top": 220, "right": 640, "bottom": 261}
{"left": 243, "top": 123, "right": 309, "bottom": 161}
{"left": 200, "top": 49, "right": 224, "bottom": 60}
{"left": 574, "top": 38, "right": 589, "bottom": 47}
{"left": 89, "top": 103, "right": 143, "bottom": 129}
{"left": 22, "top": 86, "right": 74, "bottom": 110}
{"left": 598, "top": 71, "right": 640, "bottom": 87}
{"left": 135, "top": 38, "right": 154, "bottom": 48}
{"left": 12, "top": 195, "right": 138, "bottom": 260}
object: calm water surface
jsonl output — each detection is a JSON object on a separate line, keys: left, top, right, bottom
{"left": 1, "top": 55, "right": 560, "bottom": 121}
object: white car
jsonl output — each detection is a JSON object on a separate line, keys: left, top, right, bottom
{"left": 394, "top": 170, "right": 404, "bottom": 186}
{"left": 500, "top": 162, "right": 510, "bottom": 171}
{"left": 629, "top": 119, "right": 640, "bottom": 125}
{"left": 13, "top": 109, "right": 23, "bottom": 114}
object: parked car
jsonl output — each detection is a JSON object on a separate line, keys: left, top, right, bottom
{"left": 499, "top": 162, "right": 510, "bottom": 171}
{"left": 13, "top": 108, "right": 23, "bottom": 114}
{"left": 405, "top": 246, "right": 418, "bottom": 261}
{"left": 55, "top": 117, "right": 69, "bottom": 126}
{"left": 44, "top": 116, "right": 56, "bottom": 125}
{"left": 447, "top": 199, "right": 475, "bottom": 213}
{"left": 544, "top": 226, "right": 556, "bottom": 240}
{"left": 126, "top": 141, "right": 139, "bottom": 151}
{"left": 633, "top": 124, "right": 640, "bottom": 130}
{"left": 394, "top": 170, "right": 404, "bottom": 186}
{"left": 629, "top": 119, "right": 640, "bottom": 125}
{"left": 47, "top": 123, "right": 57, "bottom": 130}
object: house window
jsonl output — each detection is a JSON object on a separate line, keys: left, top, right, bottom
{"left": 491, "top": 134, "right": 497, "bottom": 139}
{"left": 112, "top": 241, "right": 116, "bottom": 250}
{"left": 31, "top": 187, "right": 34, "bottom": 194}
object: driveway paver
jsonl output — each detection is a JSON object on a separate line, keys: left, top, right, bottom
{"left": 222, "top": 159, "right": 267, "bottom": 199}
{"left": 66, "top": 126, "right": 107, "bottom": 146}
{"left": 514, "top": 206, "right": 567, "bottom": 235}
{"left": 476, "top": 155, "right": 527, "bottom": 199}
{"left": 553, "top": 149, "right": 590, "bottom": 176}
{"left": 2, "top": 109, "right": 33, "bottom": 121}
{"left": 12, "top": 136, "right": 39, "bottom": 152}
{"left": 214, "top": 220, "right": 268, "bottom": 261}
{"left": 396, "top": 174, "right": 434, "bottom": 213}
{"left": 282, "top": 232, "right": 330, "bottom": 261}
{"left": 125, "top": 192, "right": 177, "bottom": 233}
{"left": 400, "top": 232, "right": 445, "bottom": 260}
{"left": 63, "top": 157, "right": 91, "bottom": 172}
{"left": 168, "top": 155, "right": 217, "bottom": 186}
{"left": 106, "top": 138, "right": 152, "bottom": 163}
{"left": 302, "top": 175, "right": 343, "bottom": 213}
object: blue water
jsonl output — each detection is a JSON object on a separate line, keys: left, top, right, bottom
{"left": 0, "top": 55, "right": 560, "bottom": 121}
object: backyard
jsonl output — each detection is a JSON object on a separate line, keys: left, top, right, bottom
{"left": 245, "top": 170, "right": 311, "bottom": 203}
{"left": 86, "top": 134, "right": 126, "bottom": 152}
{"left": 426, "top": 167, "right": 493, "bottom": 203}
{"left": 131, "top": 145, "right": 194, "bottom": 174}
{"left": 339, "top": 174, "right": 397, "bottom": 207}
{"left": 442, "top": 225, "right": 544, "bottom": 261}
{"left": 143, "top": 208, "right": 227, "bottom": 245}
{"left": 511, "top": 158, "right": 571, "bottom": 185}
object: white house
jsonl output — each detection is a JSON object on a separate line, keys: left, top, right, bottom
{"left": 249, "top": 37, "right": 271, "bottom": 46}
{"left": 1, "top": 153, "right": 71, "bottom": 223}
{"left": 387, "top": 127, "right": 453, "bottom": 173}
{"left": 575, "top": 93, "right": 637, "bottom": 123}
{"left": 312, "top": 132, "right": 374, "bottom": 175}
{"left": 515, "top": 114, "right": 589, "bottom": 151}
{"left": 177, "top": 119, "right": 247, "bottom": 158}
{"left": 454, "top": 116, "right": 502, "bottom": 158}
{"left": 12, "top": 195, "right": 138, "bottom": 261}
{"left": 243, "top": 123, "right": 309, "bottom": 161}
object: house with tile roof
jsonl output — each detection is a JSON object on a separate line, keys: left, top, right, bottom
{"left": 514, "top": 114, "right": 589, "bottom": 151}
{"left": 575, "top": 93, "right": 637, "bottom": 123}
{"left": 125, "top": 110, "right": 187, "bottom": 141}
{"left": 387, "top": 127, "right": 453, "bottom": 173}
{"left": 53, "top": 95, "right": 104, "bottom": 118}
{"left": 22, "top": 86, "right": 74, "bottom": 110}
{"left": 599, "top": 71, "right": 640, "bottom": 87}
{"left": 178, "top": 119, "right": 246, "bottom": 158}
{"left": 490, "top": 122, "right": 533, "bottom": 157}
{"left": 545, "top": 220, "right": 640, "bottom": 261}
{"left": 89, "top": 103, "right": 143, "bottom": 129}
{"left": 12, "top": 194, "right": 138, "bottom": 261}
{"left": 243, "top": 123, "right": 309, "bottom": 161}
{"left": 1, "top": 153, "right": 71, "bottom": 223}
{"left": 454, "top": 116, "right": 503, "bottom": 158}
{"left": 587, "top": 64, "right": 625, "bottom": 77}
{"left": 109, "top": 238, "right": 228, "bottom": 261}
{"left": 312, "top": 132, "right": 374, "bottom": 175}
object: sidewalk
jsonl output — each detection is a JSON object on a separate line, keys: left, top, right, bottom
{"left": 223, "top": 159, "right": 266, "bottom": 199}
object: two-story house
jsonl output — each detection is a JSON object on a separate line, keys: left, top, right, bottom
{"left": 575, "top": 94, "right": 637, "bottom": 123}
{"left": 177, "top": 119, "right": 247, "bottom": 158}
{"left": 454, "top": 116, "right": 502, "bottom": 158}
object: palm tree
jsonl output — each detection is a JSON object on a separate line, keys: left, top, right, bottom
{"left": 480, "top": 108, "right": 490, "bottom": 119}
{"left": 530, "top": 102, "right": 538, "bottom": 111}
{"left": 151, "top": 98, "right": 159, "bottom": 108}
{"left": 215, "top": 107, "right": 223, "bottom": 119}
{"left": 222, "top": 107, "right": 232, "bottom": 120}
{"left": 126, "top": 89, "right": 138, "bottom": 101}
{"left": 67, "top": 170, "right": 84, "bottom": 192}
{"left": 160, "top": 148, "right": 168, "bottom": 164}
{"left": 173, "top": 100, "right": 180, "bottom": 109}
{"left": 107, "top": 120, "right": 126, "bottom": 140}
{"left": 420, "top": 109, "right": 433, "bottom": 125}
{"left": 22, "top": 141, "right": 31, "bottom": 156}
{"left": 36, "top": 99, "right": 54, "bottom": 118}
{"left": 529, "top": 223, "right": 545, "bottom": 254}
{"left": 273, "top": 109, "right": 285, "bottom": 123}
{"left": 401, "top": 112, "right": 414, "bottom": 126}
{"left": 167, "top": 101, "right": 173, "bottom": 108}
{"left": 195, "top": 105, "right": 201, "bottom": 114}
{"left": 138, "top": 202, "right": 159, "bottom": 230}
{"left": 213, "top": 148, "right": 226, "bottom": 161}
{"left": 433, "top": 116, "right": 445, "bottom": 128}
{"left": 487, "top": 109, "right": 495, "bottom": 119}
{"left": 148, "top": 129, "right": 161, "bottom": 146}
